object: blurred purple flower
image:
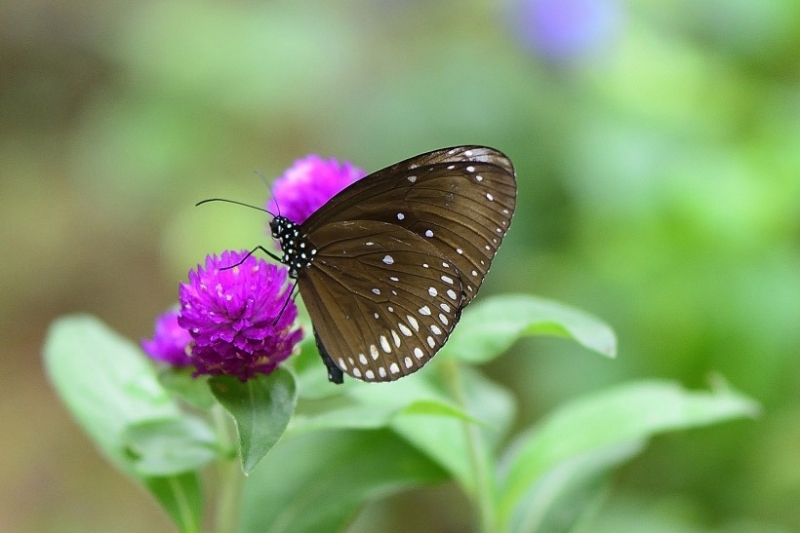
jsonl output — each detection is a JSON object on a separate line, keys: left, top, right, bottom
{"left": 178, "top": 250, "right": 303, "bottom": 382}
{"left": 514, "top": 0, "right": 622, "bottom": 62}
{"left": 142, "top": 309, "right": 193, "bottom": 366}
{"left": 267, "top": 155, "right": 365, "bottom": 224}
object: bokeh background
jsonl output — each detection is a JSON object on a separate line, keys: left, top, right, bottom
{"left": 2, "top": 0, "right": 799, "bottom": 531}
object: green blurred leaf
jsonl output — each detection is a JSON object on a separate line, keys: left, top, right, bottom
{"left": 508, "top": 441, "right": 645, "bottom": 533}
{"left": 291, "top": 334, "right": 346, "bottom": 400}
{"left": 442, "top": 294, "right": 617, "bottom": 364}
{"left": 43, "top": 315, "right": 203, "bottom": 532}
{"left": 144, "top": 474, "right": 204, "bottom": 533}
{"left": 158, "top": 367, "right": 216, "bottom": 410}
{"left": 374, "top": 368, "right": 515, "bottom": 496}
{"left": 210, "top": 368, "right": 297, "bottom": 474}
{"left": 289, "top": 398, "right": 480, "bottom": 436}
{"left": 123, "top": 417, "right": 218, "bottom": 476}
{"left": 238, "top": 429, "right": 448, "bottom": 533}
{"left": 498, "top": 380, "right": 760, "bottom": 524}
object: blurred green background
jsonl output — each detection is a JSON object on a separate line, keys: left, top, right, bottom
{"left": 3, "top": 0, "right": 799, "bottom": 531}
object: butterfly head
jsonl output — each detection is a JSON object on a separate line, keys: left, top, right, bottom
{"left": 270, "top": 216, "right": 317, "bottom": 278}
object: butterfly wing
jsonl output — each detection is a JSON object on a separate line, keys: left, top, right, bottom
{"left": 302, "top": 146, "right": 516, "bottom": 304}
{"left": 298, "top": 220, "right": 465, "bottom": 382}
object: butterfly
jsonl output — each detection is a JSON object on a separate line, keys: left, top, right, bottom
{"left": 266, "top": 146, "right": 517, "bottom": 383}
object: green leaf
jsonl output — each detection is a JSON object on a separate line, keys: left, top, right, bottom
{"left": 508, "top": 441, "right": 644, "bottom": 533}
{"left": 43, "top": 315, "right": 203, "bottom": 532}
{"left": 158, "top": 367, "right": 216, "bottom": 410}
{"left": 290, "top": 335, "right": 346, "bottom": 400}
{"left": 123, "top": 417, "right": 218, "bottom": 476}
{"left": 288, "top": 398, "right": 480, "bottom": 436}
{"left": 441, "top": 294, "right": 617, "bottom": 364}
{"left": 384, "top": 368, "right": 515, "bottom": 496}
{"left": 210, "top": 368, "right": 297, "bottom": 474}
{"left": 238, "top": 429, "right": 448, "bottom": 533}
{"left": 498, "top": 380, "right": 760, "bottom": 525}
{"left": 145, "top": 473, "right": 204, "bottom": 533}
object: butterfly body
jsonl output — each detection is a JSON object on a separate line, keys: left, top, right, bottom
{"left": 273, "top": 146, "right": 516, "bottom": 383}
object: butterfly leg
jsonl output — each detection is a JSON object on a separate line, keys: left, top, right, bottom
{"left": 313, "top": 327, "right": 344, "bottom": 384}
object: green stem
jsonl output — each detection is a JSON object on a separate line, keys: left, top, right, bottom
{"left": 213, "top": 405, "right": 243, "bottom": 533}
{"left": 442, "top": 358, "right": 498, "bottom": 533}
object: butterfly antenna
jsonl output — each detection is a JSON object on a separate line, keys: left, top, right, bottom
{"left": 196, "top": 197, "right": 277, "bottom": 218}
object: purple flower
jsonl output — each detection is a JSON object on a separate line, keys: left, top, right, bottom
{"left": 267, "top": 155, "right": 366, "bottom": 224}
{"left": 513, "top": 0, "right": 622, "bottom": 62}
{"left": 178, "top": 250, "right": 303, "bottom": 381}
{"left": 142, "top": 309, "right": 193, "bottom": 366}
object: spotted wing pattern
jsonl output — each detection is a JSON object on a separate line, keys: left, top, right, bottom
{"left": 302, "top": 146, "right": 516, "bottom": 305}
{"left": 276, "top": 146, "right": 516, "bottom": 382}
{"left": 298, "top": 221, "right": 465, "bottom": 382}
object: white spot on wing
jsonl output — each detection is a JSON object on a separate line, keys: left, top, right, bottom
{"left": 399, "top": 323, "right": 412, "bottom": 336}
{"left": 408, "top": 175, "right": 417, "bottom": 183}
{"left": 428, "top": 287, "right": 438, "bottom": 297}
{"left": 353, "top": 368, "right": 362, "bottom": 377}
{"left": 431, "top": 324, "right": 442, "bottom": 335}
{"left": 390, "top": 362, "right": 400, "bottom": 374}
{"left": 404, "top": 356, "right": 413, "bottom": 368}
{"left": 391, "top": 330, "right": 401, "bottom": 347}
{"left": 380, "top": 335, "right": 391, "bottom": 353}
{"left": 338, "top": 358, "right": 347, "bottom": 370}
{"left": 407, "top": 315, "right": 419, "bottom": 331}
{"left": 370, "top": 345, "right": 379, "bottom": 360}
{"left": 419, "top": 306, "right": 431, "bottom": 316}
{"left": 425, "top": 229, "right": 434, "bottom": 238}
{"left": 441, "top": 275, "right": 454, "bottom": 285}
{"left": 365, "top": 370, "right": 375, "bottom": 380}
{"left": 359, "top": 353, "right": 368, "bottom": 365}
{"left": 414, "top": 347, "right": 424, "bottom": 359}
{"left": 427, "top": 336, "right": 435, "bottom": 348}
{"left": 447, "top": 289, "right": 457, "bottom": 300}
{"left": 382, "top": 255, "right": 394, "bottom": 265}
{"left": 379, "top": 366, "right": 387, "bottom": 377}
{"left": 397, "top": 213, "right": 405, "bottom": 220}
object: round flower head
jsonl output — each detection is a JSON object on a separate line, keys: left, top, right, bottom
{"left": 267, "top": 155, "right": 366, "bottom": 224}
{"left": 142, "top": 309, "right": 193, "bottom": 366}
{"left": 178, "top": 250, "right": 303, "bottom": 381}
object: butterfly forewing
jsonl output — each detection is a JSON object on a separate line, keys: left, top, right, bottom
{"left": 302, "top": 146, "right": 516, "bottom": 304}
{"left": 298, "top": 220, "right": 465, "bottom": 381}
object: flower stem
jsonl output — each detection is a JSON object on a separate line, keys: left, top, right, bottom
{"left": 442, "top": 358, "right": 498, "bottom": 533}
{"left": 213, "top": 405, "right": 242, "bottom": 533}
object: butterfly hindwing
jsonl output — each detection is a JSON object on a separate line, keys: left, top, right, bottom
{"left": 298, "top": 220, "right": 465, "bottom": 382}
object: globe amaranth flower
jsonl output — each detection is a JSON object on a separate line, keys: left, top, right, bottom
{"left": 178, "top": 250, "right": 303, "bottom": 382}
{"left": 267, "top": 155, "right": 366, "bottom": 224}
{"left": 142, "top": 308, "right": 193, "bottom": 366}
